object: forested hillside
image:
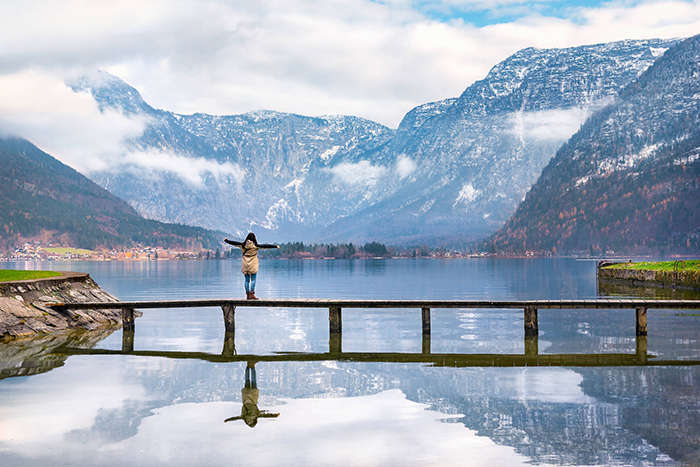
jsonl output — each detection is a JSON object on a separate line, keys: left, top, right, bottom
{"left": 0, "top": 137, "right": 223, "bottom": 250}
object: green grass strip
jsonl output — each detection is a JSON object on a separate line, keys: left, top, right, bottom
{"left": 602, "top": 260, "right": 700, "bottom": 272}
{"left": 0, "top": 270, "right": 62, "bottom": 282}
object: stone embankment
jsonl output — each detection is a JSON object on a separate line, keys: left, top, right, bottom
{"left": 0, "top": 272, "right": 124, "bottom": 339}
{"left": 597, "top": 262, "right": 700, "bottom": 289}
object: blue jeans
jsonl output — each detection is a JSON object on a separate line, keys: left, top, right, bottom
{"left": 244, "top": 273, "right": 257, "bottom": 293}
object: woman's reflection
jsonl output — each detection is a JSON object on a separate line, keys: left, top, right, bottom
{"left": 225, "top": 361, "right": 279, "bottom": 427}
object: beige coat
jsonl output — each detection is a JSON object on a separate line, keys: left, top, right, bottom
{"left": 240, "top": 239, "right": 261, "bottom": 275}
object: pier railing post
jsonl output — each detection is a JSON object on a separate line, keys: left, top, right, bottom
{"left": 421, "top": 307, "right": 431, "bottom": 335}
{"left": 122, "top": 308, "right": 135, "bottom": 332}
{"left": 635, "top": 306, "right": 647, "bottom": 336}
{"left": 329, "top": 306, "right": 342, "bottom": 333}
{"left": 222, "top": 304, "right": 236, "bottom": 333}
{"left": 524, "top": 306, "right": 538, "bottom": 336}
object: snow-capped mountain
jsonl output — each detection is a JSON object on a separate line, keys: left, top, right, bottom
{"left": 68, "top": 38, "right": 678, "bottom": 243}
{"left": 488, "top": 34, "right": 700, "bottom": 255}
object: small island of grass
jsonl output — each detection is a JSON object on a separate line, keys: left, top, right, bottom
{"left": 0, "top": 270, "right": 62, "bottom": 282}
{"left": 601, "top": 260, "right": 700, "bottom": 272}
{"left": 598, "top": 260, "right": 700, "bottom": 289}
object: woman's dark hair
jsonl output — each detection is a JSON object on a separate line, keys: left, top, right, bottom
{"left": 244, "top": 232, "right": 258, "bottom": 246}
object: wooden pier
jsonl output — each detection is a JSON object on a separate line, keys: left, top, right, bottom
{"left": 49, "top": 298, "right": 700, "bottom": 362}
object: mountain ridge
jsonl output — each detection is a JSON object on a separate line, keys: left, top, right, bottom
{"left": 486, "top": 34, "right": 700, "bottom": 255}
{"left": 68, "top": 37, "right": 680, "bottom": 244}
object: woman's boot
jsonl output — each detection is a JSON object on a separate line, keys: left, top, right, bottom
{"left": 246, "top": 291, "right": 252, "bottom": 299}
{"left": 249, "top": 291, "right": 259, "bottom": 300}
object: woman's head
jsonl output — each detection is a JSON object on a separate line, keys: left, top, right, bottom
{"left": 245, "top": 232, "right": 258, "bottom": 245}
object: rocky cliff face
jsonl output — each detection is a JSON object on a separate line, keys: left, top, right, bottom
{"left": 0, "top": 272, "right": 122, "bottom": 339}
{"left": 488, "top": 34, "right": 700, "bottom": 255}
{"left": 70, "top": 38, "right": 678, "bottom": 244}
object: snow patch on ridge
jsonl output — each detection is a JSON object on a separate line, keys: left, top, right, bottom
{"left": 454, "top": 183, "right": 481, "bottom": 208}
{"left": 320, "top": 146, "right": 340, "bottom": 161}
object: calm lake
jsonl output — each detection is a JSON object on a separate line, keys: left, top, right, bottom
{"left": 1, "top": 258, "right": 699, "bottom": 466}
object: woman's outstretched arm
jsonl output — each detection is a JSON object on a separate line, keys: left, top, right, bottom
{"left": 257, "top": 243, "right": 280, "bottom": 249}
{"left": 224, "top": 238, "right": 244, "bottom": 247}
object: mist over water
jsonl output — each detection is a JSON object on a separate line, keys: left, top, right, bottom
{"left": 0, "top": 258, "right": 698, "bottom": 466}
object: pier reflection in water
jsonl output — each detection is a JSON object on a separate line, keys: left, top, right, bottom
{"left": 62, "top": 328, "right": 671, "bottom": 368}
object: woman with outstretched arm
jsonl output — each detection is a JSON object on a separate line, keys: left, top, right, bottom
{"left": 224, "top": 233, "right": 279, "bottom": 299}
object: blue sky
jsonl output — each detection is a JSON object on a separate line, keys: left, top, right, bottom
{"left": 391, "top": 0, "right": 618, "bottom": 26}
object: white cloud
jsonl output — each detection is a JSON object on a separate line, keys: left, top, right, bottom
{"left": 2, "top": 0, "right": 699, "bottom": 130}
{"left": 396, "top": 155, "right": 417, "bottom": 179}
{"left": 327, "top": 160, "right": 388, "bottom": 184}
{"left": 506, "top": 107, "right": 596, "bottom": 142}
{"left": 121, "top": 150, "right": 246, "bottom": 187}
{"left": 0, "top": 70, "right": 150, "bottom": 173}
{"left": 0, "top": 70, "right": 244, "bottom": 187}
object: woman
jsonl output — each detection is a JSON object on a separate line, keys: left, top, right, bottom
{"left": 224, "top": 233, "right": 279, "bottom": 299}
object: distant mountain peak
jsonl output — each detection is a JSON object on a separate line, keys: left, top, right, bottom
{"left": 66, "top": 70, "right": 152, "bottom": 114}
{"left": 63, "top": 37, "right": 688, "bottom": 245}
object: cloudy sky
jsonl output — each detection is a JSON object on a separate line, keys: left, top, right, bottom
{"left": 1, "top": 0, "right": 700, "bottom": 171}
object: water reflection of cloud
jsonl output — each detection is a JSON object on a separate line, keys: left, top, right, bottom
{"left": 0, "top": 356, "right": 145, "bottom": 446}
{"left": 0, "top": 375, "right": 547, "bottom": 466}
{"left": 108, "top": 390, "right": 539, "bottom": 466}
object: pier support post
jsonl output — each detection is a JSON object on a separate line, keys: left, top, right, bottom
{"left": 222, "top": 304, "right": 236, "bottom": 333}
{"left": 122, "top": 308, "right": 135, "bottom": 332}
{"left": 422, "top": 334, "right": 431, "bottom": 355}
{"left": 635, "top": 306, "right": 647, "bottom": 336}
{"left": 329, "top": 332, "right": 342, "bottom": 354}
{"left": 421, "top": 307, "right": 431, "bottom": 335}
{"left": 524, "top": 334, "right": 538, "bottom": 357}
{"left": 524, "top": 306, "right": 538, "bottom": 336}
{"left": 636, "top": 334, "right": 648, "bottom": 364}
{"left": 329, "top": 306, "right": 342, "bottom": 333}
{"left": 122, "top": 330, "right": 134, "bottom": 353}
{"left": 222, "top": 331, "right": 236, "bottom": 357}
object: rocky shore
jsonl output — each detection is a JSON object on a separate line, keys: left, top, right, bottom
{"left": 0, "top": 272, "right": 123, "bottom": 339}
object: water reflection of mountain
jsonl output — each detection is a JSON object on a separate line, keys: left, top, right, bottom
{"left": 48, "top": 352, "right": 698, "bottom": 466}
{"left": 578, "top": 367, "right": 700, "bottom": 465}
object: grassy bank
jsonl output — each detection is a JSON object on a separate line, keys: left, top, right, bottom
{"left": 602, "top": 260, "right": 700, "bottom": 272}
{"left": 0, "top": 270, "right": 62, "bottom": 282}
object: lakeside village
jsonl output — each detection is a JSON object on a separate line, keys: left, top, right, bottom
{"left": 1, "top": 241, "right": 532, "bottom": 262}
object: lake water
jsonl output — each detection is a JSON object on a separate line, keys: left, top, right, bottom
{"left": 0, "top": 258, "right": 699, "bottom": 466}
